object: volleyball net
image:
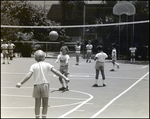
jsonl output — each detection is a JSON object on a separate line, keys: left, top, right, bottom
{"left": 1, "top": 20, "right": 149, "bottom": 59}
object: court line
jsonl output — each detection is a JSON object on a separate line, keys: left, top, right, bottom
{"left": 58, "top": 90, "right": 93, "bottom": 118}
{"left": 1, "top": 72, "right": 149, "bottom": 80}
{"left": 1, "top": 88, "right": 93, "bottom": 109}
{"left": 90, "top": 72, "right": 149, "bottom": 118}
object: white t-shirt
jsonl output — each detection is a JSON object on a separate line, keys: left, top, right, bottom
{"left": 95, "top": 52, "right": 108, "bottom": 62}
{"left": 30, "top": 62, "right": 54, "bottom": 85}
{"left": 57, "top": 54, "right": 70, "bottom": 66}
{"left": 129, "top": 47, "right": 137, "bottom": 53}
{"left": 8, "top": 43, "right": 15, "bottom": 50}
{"left": 86, "top": 44, "right": 93, "bottom": 53}
{"left": 75, "top": 45, "right": 81, "bottom": 53}
{"left": 1, "top": 43, "right": 8, "bottom": 50}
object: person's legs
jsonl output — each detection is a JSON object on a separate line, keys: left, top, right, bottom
{"left": 35, "top": 98, "right": 41, "bottom": 118}
{"left": 6, "top": 54, "right": 10, "bottom": 64}
{"left": 89, "top": 52, "right": 92, "bottom": 62}
{"left": 64, "top": 68, "right": 69, "bottom": 90}
{"left": 76, "top": 53, "right": 79, "bottom": 65}
{"left": 42, "top": 97, "right": 48, "bottom": 119}
{"left": 86, "top": 52, "right": 89, "bottom": 62}
{"left": 2, "top": 53, "right": 5, "bottom": 64}
{"left": 59, "top": 68, "right": 65, "bottom": 90}
{"left": 100, "top": 65, "right": 106, "bottom": 86}
{"left": 94, "top": 69, "right": 99, "bottom": 85}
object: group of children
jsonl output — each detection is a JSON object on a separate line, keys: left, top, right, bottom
{"left": 1, "top": 40, "right": 15, "bottom": 64}
{"left": 15, "top": 41, "right": 120, "bottom": 118}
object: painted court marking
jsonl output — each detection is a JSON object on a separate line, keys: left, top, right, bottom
{"left": 90, "top": 72, "right": 149, "bottom": 118}
{"left": 1, "top": 88, "right": 93, "bottom": 109}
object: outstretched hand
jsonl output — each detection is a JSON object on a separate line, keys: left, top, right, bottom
{"left": 66, "top": 78, "right": 70, "bottom": 82}
{"left": 16, "top": 83, "right": 21, "bottom": 88}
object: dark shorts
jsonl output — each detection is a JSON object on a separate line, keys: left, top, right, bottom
{"left": 33, "top": 83, "right": 49, "bottom": 98}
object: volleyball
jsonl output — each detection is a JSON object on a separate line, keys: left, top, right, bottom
{"left": 49, "top": 31, "right": 59, "bottom": 41}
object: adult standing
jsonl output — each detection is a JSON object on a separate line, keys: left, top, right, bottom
{"left": 86, "top": 40, "right": 93, "bottom": 63}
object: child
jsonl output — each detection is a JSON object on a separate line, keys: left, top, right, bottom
{"left": 75, "top": 41, "right": 81, "bottom": 65}
{"left": 8, "top": 40, "right": 15, "bottom": 60}
{"left": 16, "top": 50, "right": 69, "bottom": 119}
{"left": 1, "top": 40, "right": 10, "bottom": 64}
{"left": 86, "top": 40, "right": 93, "bottom": 63}
{"left": 129, "top": 44, "right": 137, "bottom": 63}
{"left": 55, "top": 48, "right": 70, "bottom": 91}
{"left": 93, "top": 45, "right": 108, "bottom": 87}
{"left": 110, "top": 43, "right": 119, "bottom": 71}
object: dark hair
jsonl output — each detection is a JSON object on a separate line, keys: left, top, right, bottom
{"left": 60, "top": 41, "right": 64, "bottom": 45}
{"left": 112, "top": 43, "right": 116, "bottom": 48}
{"left": 96, "top": 45, "right": 103, "bottom": 51}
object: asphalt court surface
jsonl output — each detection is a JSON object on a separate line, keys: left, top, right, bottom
{"left": 1, "top": 57, "right": 149, "bottom": 118}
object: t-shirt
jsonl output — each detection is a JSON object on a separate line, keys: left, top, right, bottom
{"left": 8, "top": 43, "right": 15, "bottom": 50}
{"left": 95, "top": 52, "right": 108, "bottom": 62}
{"left": 57, "top": 54, "right": 70, "bottom": 67}
{"left": 75, "top": 45, "right": 81, "bottom": 53}
{"left": 129, "top": 47, "right": 137, "bottom": 53}
{"left": 1, "top": 43, "right": 8, "bottom": 50}
{"left": 86, "top": 44, "right": 93, "bottom": 52}
{"left": 30, "top": 62, "right": 54, "bottom": 85}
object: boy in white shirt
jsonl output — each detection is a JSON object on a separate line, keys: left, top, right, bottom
{"left": 93, "top": 45, "right": 108, "bottom": 87}
{"left": 55, "top": 48, "right": 70, "bottom": 91}
{"left": 16, "top": 50, "right": 69, "bottom": 118}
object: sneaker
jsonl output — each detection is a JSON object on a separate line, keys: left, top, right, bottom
{"left": 75, "top": 63, "right": 79, "bottom": 65}
{"left": 117, "top": 64, "right": 119, "bottom": 69}
{"left": 59, "top": 87, "right": 66, "bottom": 90}
{"left": 65, "top": 86, "right": 69, "bottom": 91}
{"left": 89, "top": 61, "right": 91, "bottom": 63}
{"left": 8, "top": 62, "right": 10, "bottom": 64}
{"left": 2, "top": 62, "right": 5, "bottom": 64}
{"left": 103, "top": 83, "right": 106, "bottom": 87}
{"left": 86, "top": 60, "right": 88, "bottom": 62}
{"left": 92, "top": 84, "right": 98, "bottom": 87}
{"left": 110, "top": 69, "right": 115, "bottom": 71}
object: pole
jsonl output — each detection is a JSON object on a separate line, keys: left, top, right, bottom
{"left": 83, "top": 5, "right": 85, "bottom": 59}
{"left": 118, "top": 15, "right": 121, "bottom": 59}
{"left": 126, "top": 15, "right": 129, "bottom": 59}
{"left": 132, "top": 15, "right": 135, "bottom": 44}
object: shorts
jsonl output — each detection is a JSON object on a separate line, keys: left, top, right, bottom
{"left": 95, "top": 61, "right": 104, "bottom": 70}
{"left": 2, "top": 50, "right": 9, "bottom": 57}
{"left": 60, "top": 65, "right": 68, "bottom": 74}
{"left": 33, "top": 83, "right": 49, "bottom": 98}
